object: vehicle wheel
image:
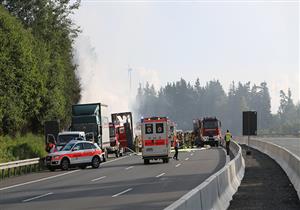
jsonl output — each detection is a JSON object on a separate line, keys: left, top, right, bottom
{"left": 61, "top": 158, "right": 69, "bottom": 171}
{"left": 92, "top": 156, "right": 100, "bottom": 168}
{"left": 48, "top": 166, "right": 56, "bottom": 172}
{"left": 115, "top": 150, "right": 119, "bottom": 158}
{"left": 165, "top": 158, "right": 169, "bottom": 163}
{"left": 216, "top": 142, "right": 219, "bottom": 147}
{"left": 80, "top": 165, "right": 87, "bottom": 169}
{"left": 144, "top": 159, "right": 150, "bottom": 165}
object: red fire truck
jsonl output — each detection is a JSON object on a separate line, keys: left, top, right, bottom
{"left": 141, "top": 117, "right": 172, "bottom": 164}
{"left": 109, "top": 123, "right": 124, "bottom": 157}
{"left": 201, "top": 117, "right": 222, "bottom": 147}
{"left": 193, "top": 117, "right": 222, "bottom": 147}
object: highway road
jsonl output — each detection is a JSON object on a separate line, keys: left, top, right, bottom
{"left": 0, "top": 148, "right": 226, "bottom": 210}
{"left": 256, "top": 137, "right": 300, "bottom": 158}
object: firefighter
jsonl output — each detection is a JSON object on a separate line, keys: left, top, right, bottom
{"left": 224, "top": 130, "right": 232, "bottom": 156}
{"left": 46, "top": 139, "right": 57, "bottom": 153}
{"left": 173, "top": 139, "right": 179, "bottom": 160}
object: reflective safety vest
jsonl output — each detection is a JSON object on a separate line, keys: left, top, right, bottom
{"left": 225, "top": 132, "right": 232, "bottom": 142}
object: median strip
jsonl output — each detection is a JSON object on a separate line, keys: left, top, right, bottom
{"left": 91, "top": 176, "right": 106, "bottom": 182}
{"left": 23, "top": 192, "right": 53, "bottom": 202}
{"left": 156, "top": 173, "right": 165, "bottom": 178}
{"left": 112, "top": 188, "right": 133, "bottom": 198}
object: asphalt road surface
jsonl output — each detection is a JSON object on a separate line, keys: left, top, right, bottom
{"left": 0, "top": 148, "right": 226, "bottom": 210}
{"left": 256, "top": 137, "right": 300, "bottom": 158}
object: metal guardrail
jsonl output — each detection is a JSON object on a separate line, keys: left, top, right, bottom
{"left": 0, "top": 158, "right": 42, "bottom": 180}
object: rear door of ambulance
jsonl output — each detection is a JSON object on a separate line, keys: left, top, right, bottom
{"left": 142, "top": 119, "right": 168, "bottom": 157}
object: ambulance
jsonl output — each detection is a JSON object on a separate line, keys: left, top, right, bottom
{"left": 141, "top": 117, "right": 171, "bottom": 164}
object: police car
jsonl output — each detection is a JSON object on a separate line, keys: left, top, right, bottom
{"left": 45, "top": 140, "right": 105, "bottom": 171}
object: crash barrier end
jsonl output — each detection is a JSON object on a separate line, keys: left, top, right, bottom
{"left": 237, "top": 137, "right": 300, "bottom": 200}
{"left": 164, "top": 141, "right": 245, "bottom": 210}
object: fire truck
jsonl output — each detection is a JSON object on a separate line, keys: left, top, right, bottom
{"left": 201, "top": 117, "right": 222, "bottom": 147}
{"left": 141, "top": 117, "right": 172, "bottom": 164}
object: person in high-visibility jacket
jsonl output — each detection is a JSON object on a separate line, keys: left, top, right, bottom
{"left": 224, "top": 130, "right": 232, "bottom": 156}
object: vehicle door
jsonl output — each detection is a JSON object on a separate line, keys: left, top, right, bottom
{"left": 143, "top": 121, "right": 167, "bottom": 156}
{"left": 153, "top": 122, "right": 168, "bottom": 156}
{"left": 71, "top": 143, "right": 85, "bottom": 164}
{"left": 83, "top": 142, "right": 94, "bottom": 163}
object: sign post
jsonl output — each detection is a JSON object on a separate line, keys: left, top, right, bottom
{"left": 243, "top": 111, "right": 257, "bottom": 155}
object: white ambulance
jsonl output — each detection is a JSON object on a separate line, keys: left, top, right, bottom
{"left": 141, "top": 117, "right": 171, "bottom": 164}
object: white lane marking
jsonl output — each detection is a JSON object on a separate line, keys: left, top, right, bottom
{"left": 112, "top": 188, "right": 133, "bottom": 198}
{"left": 156, "top": 173, "right": 165, "bottom": 178}
{"left": 175, "top": 164, "right": 181, "bottom": 168}
{"left": 125, "top": 166, "right": 134, "bottom": 170}
{"left": 102, "top": 156, "right": 129, "bottom": 165}
{"left": 185, "top": 158, "right": 189, "bottom": 161}
{"left": 0, "top": 170, "right": 79, "bottom": 191}
{"left": 91, "top": 176, "right": 106, "bottom": 182}
{"left": 0, "top": 155, "right": 131, "bottom": 192}
{"left": 23, "top": 192, "right": 53, "bottom": 203}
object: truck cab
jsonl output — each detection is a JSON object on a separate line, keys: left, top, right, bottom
{"left": 201, "top": 117, "right": 222, "bottom": 147}
{"left": 141, "top": 117, "right": 171, "bottom": 164}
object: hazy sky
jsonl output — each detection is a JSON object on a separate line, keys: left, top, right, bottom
{"left": 73, "top": 0, "right": 299, "bottom": 114}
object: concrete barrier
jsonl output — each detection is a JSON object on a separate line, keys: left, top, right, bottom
{"left": 164, "top": 141, "right": 245, "bottom": 210}
{"left": 238, "top": 137, "right": 300, "bottom": 199}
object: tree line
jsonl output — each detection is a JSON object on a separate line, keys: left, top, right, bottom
{"left": 0, "top": 0, "right": 81, "bottom": 136}
{"left": 135, "top": 78, "right": 300, "bottom": 135}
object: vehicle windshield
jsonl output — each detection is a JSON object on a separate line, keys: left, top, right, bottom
{"left": 58, "top": 134, "right": 80, "bottom": 145}
{"left": 203, "top": 121, "right": 219, "bottom": 129}
{"left": 61, "top": 143, "right": 76, "bottom": 151}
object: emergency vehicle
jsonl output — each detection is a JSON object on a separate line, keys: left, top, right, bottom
{"left": 45, "top": 140, "right": 105, "bottom": 171}
{"left": 201, "top": 117, "right": 222, "bottom": 147}
{"left": 141, "top": 117, "right": 171, "bottom": 164}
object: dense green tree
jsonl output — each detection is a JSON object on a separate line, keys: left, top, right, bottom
{"left": 0, "top": 1, "right": 81, "bottom": 135}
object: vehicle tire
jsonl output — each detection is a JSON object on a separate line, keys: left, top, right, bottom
{"left": 216, "top": 142, "right": 219, "bottom": 147}
{"left": 115, "top": 150, "right": 119, "bottom": 158}
{"left": 61, "top": 158, "right": 69, "bottom": 171}
{"left": 92, "top": 156, "right": 100, "bottom": 169}
{"left": 144, "top": 159, "right": 150, "bottom": 165}
{"left": 80, "top": 165, "right": 87, "bottom": 169}
{"left": 48, "top": 166, "right": 56, "bottom": 172}
{"left": 163, "top": 158, "right": 168, "bottom": 163}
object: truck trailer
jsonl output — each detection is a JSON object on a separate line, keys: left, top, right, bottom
{"left": 70, "top": 103, "right": 110, "bottom": 159}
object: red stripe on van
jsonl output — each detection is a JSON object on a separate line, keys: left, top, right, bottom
{"left": 144, "top": 139, "right": 167, "bottom": 146}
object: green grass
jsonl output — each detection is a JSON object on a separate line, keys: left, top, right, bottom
{"left": 0, "top": 134, "right": 47, "bottom": 163}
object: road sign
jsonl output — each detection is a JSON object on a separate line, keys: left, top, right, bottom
{"left": 243, "top": 111, "right": 257, "bottom": 136}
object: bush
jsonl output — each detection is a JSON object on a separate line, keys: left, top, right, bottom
{"left": 0, "top": 134, "right": 47, "bottom": 163}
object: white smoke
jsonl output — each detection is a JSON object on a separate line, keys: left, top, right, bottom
{"left": 73, "top": 35, "right": 129, "bottom": 113}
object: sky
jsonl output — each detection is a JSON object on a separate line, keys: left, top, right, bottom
{"left": 72, "top": 0, "right": 299, "bottom": 114}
